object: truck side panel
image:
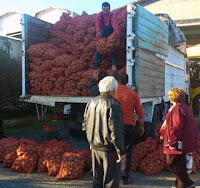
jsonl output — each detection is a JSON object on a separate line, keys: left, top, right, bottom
{"left": 135, "top": 5, "right": 168, "bottom": 55}
{"left": 164, "top": 46, "right": 187, "bottom": 101}
{"left": 136, "top": 48, "right": 165, "bottom": 98}
{"left": 134, "top": 5, "right": 168, "bottom": 98}
{"left": 22, "top": 14, "right": 53, "bottom": 96}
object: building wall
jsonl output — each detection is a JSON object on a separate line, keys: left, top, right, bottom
{"left": 36, "top": 9, "right": 71, "bottom": 24}
{"left": 0, "top": 13, "right": 22, "bottom": 36}
{"left": 143, "top": 0, "right": 200, "bottom": 20}
{"left": 0, "top": 36, "right": 22, "bottom": 60}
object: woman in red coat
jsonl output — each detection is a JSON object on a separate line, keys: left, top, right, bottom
{"left": 161, "top": 88, "right": 198, "bottom": 188}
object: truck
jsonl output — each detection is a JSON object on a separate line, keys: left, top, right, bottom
{"left": 20, "top": 4, "right": 189, "bottom": 135}
{"left": 187, "top": 44, "right": 200, "bottom": 116}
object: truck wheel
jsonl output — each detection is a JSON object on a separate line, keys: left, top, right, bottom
{"left": 192, "top": 94, "right": 200, "bottom": 115}
{"left": 151, "top": 105, "right": 161, "bottom": 137}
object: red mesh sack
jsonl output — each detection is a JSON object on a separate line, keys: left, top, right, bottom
{"left": 2, "top": 138, "right": 19, "bottom": 168}
{"left": 56, "top": 150, "right": 85, "bottom": 180}
{"left": 79, "top": 150, "right": 92, "bottom": 171}
{"left": 37, "top": 139, "right": 57, "bottom": 173}
{"left": 131, "top": 137, "right": 158, "bottom": 171}
{"left": 44, "top": 141, "right": 71, "bottom": 176}
{"left": 139, "top": 146, "right": 167, "bottom": 175}
{"left": 27, "top": 43, "right": 55, "bottom": 57}
{"left": 10, "top": 139, "right": 38, "bottom": 174}
{"left": 96, "top": 32, "right": 119, "bottom": 55}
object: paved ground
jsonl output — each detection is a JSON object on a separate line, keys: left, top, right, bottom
{"left": 1, "top": 119, "right": 200, "bottom": 188}
{"left": 0, "top": 165, "right": 200, "bottom": 188}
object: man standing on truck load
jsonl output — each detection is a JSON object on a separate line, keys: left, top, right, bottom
{"left": 115, "top": 73, "right": 144, "bottom": 185}
{"left": 83, "top": 76, "right": 125, "bottom": 188}
{"left": 90, "top": 2, "right": 120, "bottom": 70}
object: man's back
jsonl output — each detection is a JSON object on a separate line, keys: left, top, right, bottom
{"left": 83, "top": 93, "right": 123, "bottom": 150}
{"left": 115, "top": 84, "right": 144, "bottom": 126}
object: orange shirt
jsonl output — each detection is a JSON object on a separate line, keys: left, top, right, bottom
{"left": 115, "top": 84, "right": 144, "bottom": 126}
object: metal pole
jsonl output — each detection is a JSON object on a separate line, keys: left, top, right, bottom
{"left": 126, "top": 4, "right": 136, "bottom": 90}
{"left": 35, "top": 104, "right": 40, "bottom": 120}
{"left": 199, "top": 99, "right": 200, "bottom": 118}
{"left": 21, "top": 14, "right": 26, "bottom": 97}
{"left": 41, "top": 105, "right": 44, "bottom": 119}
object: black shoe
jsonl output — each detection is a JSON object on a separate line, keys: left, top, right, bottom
{"left": 89, "top": 64, "right": 101, "bottom": 68}
{"left": 89, "top": 168, "right": 93, "bottom": 175}
{"left": 120, "top": 178, "right": 132, "bottom": 185}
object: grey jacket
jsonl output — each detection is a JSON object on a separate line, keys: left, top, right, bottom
{"left": 82, "top": 93, "right": 125, "bottom": 155}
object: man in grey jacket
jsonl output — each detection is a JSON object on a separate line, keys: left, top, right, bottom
{"left": 83, "top": 76, "right": 125, "bottom": 188}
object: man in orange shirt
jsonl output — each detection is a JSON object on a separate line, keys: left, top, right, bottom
{"left": 115, "top": 73, "right": 144, "bottom": 185}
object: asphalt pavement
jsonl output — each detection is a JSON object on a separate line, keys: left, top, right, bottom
{"left": 0, "top": 165, "right": 200, "bottom": 188}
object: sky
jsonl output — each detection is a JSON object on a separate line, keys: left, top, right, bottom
{"left": 0, "top": 0, "right": 137, "bottom": 16}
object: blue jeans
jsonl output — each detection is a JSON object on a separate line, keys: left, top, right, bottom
{"left": 94, "top": 50, "right": 118, "bottom": 66}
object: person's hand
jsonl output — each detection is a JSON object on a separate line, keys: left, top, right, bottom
{"left": 169, "top": 146, "right": 176, "bottom": 150}
{"left": 111, "top": 65, "right": 117, "bottom": 72}
{"left": 159, "top": 128, "right": 165, "bottom": 140}
{"left": 138, "top": 126, "right": 144, "bottom": 136}
{"left": 116, "top": 154, "right": 125, "bottom": 163}
{"left": 93, "top": 71, "right": 99, "bottom": 81}
{"left": 161, "top": 120, "right": 166, "bottom": 130}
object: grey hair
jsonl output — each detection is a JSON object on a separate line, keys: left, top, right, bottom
{"left": 99, "top": 76, "right": 118, "bottom": 93}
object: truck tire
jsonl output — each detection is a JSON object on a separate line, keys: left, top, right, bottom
{"left": 192, "top": 94, "right": 200, "bottom": 115}
{"left": 150, "top": 104, "right": 161, "bottom": 137}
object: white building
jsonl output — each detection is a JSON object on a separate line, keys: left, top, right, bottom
{"left": 0, "top": 7, "right": 78, "bottom": 39}
{"left": 35, "top": 7, "right": 78, "bottom": 24}
{"left": 0, "top": 12, "right": 22, "bottom": 38}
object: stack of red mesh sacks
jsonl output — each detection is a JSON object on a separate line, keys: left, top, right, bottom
{"left": 131, "top": 137, "right": 158, "bottom": 171}
{"left": 27, "top": 9, "right": 127, "bottom": 96}
{"left": 56, "top": 150, "right": 85, "bottom": 180}
{"left": 79, "top": 149, "right": 92, "bottom": 171}
{"left": 192, "top": 137, "right": 200, "bottom": 173}
{"left": 37, "top": 139, "right": 57, "bottom": 173}
{"left": 0, "top": 137, "right": 19, "bottom": 168}
{"left": 10, "top": 139, "right": 38, "bottom": 174}
{"left": 139, "top": 144, "right": 167, "bottom": 175}
{"left": 44, "top": 141, "right": 72, "bottom": 176}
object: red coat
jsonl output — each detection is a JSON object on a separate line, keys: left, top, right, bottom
{"left": 95, "top": 11, "right": 121, "bottom": 37}
{"left": 115, "top": 84, "right": 144, "bottom": 126}
{"left": 163, "top": 103, "right": 198, "bottom": 155}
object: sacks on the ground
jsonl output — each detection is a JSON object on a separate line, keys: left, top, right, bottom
{"left": 56, "top": 150, "right": 85, "bottom": 180}
{"left": 44, "top": 141, "right": 71, "bottom": 176}
{"left": 10, "top": 139, "right": 38, "bottom": 174}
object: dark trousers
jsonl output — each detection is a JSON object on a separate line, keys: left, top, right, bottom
{"left": 92, "top": 149, "right": 121, "bottom": 188}
{"left": 121, "top": 124, "right": 137, "bottom": 181}
{"left": 94, "top": 50, "right": 118, "bottom": 66}
{"left": 166, "top": 154, "right": 194, "bottom": 188}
